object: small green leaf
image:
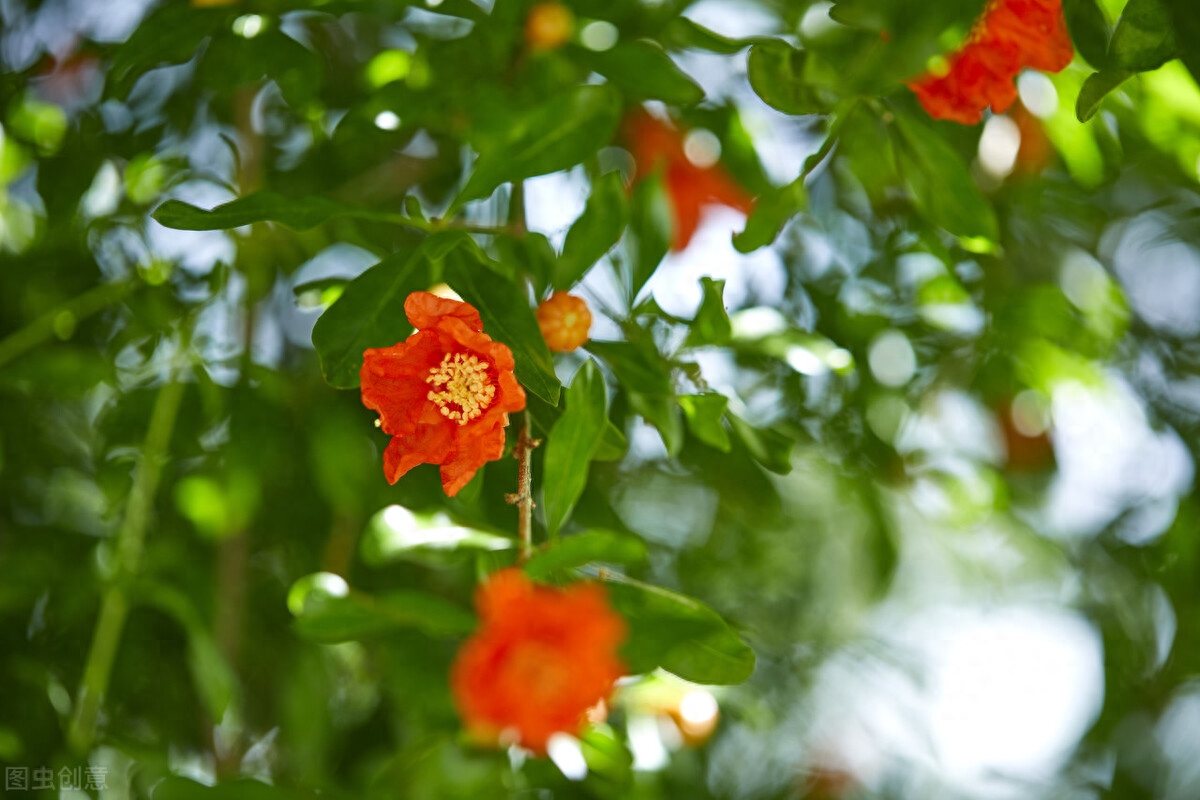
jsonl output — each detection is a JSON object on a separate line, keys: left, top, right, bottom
{"left": 1063, "top": 0, "right": 1113, "bottom": 69}
{"left": 679, "top": 393, "right": 731, "bottom": 452}
{"left": 890, "top": 110, "right": 998, "bottom": 241}
{"left": 543, "top": 361, "right": 609, "bottom": 537}
{"left": 310, "top": 244, "right": 429, "bottom": 389}
{"left": 593, "top": 420, "right": 629, "bottom": 461}
{"left": 662, "top": 18, "right": 756, "bottom": 54}
{"left": 686, "top": 277, "right": 733, "bottom": 347}
{"left": 728, "top": 413, "right": 793, "bottom": 474}
{"left": 360, "top": 505, "right": 514, "bottom": 567}
{"left": 629, "top": 174, "right": 673, "bottom": 296}
{"left": 524, "top": 529, "right": 648, "bottom": 580}
{"left": 586, "top": 340, "right": 672, "bottom": 396}
{"left": 457, "top": 85, "right": 621, "bottom": 205}
{"left": 1076, "top": 69, "right": 1134, "bottom": 122}
{"left": 605, "top": 578, "right": 755, "bottom": 685}
{"left": 289, "top": 573, "right": 474, "bottom": 643}
{"left": 733, "top": 175, "right": 807, "bottom": 253}
{"left": 558, "top": 170, "right": 629, "bottom": 288}
{"left": 630, "top": 392, "right": 685, "bottom": 457}
{"left": 152, "top": 191, "right": 398, "bottom": 231}
{"left": 580, "top": 41, "right": 705, "bottom": 106}
{"left": 1109, "top": 0, "right": 1177, "bottom": 72}
{"left": 442, "top": 237, "right": 562, "bottom": 405}
{"left": 747, "top": 41, "right": 828, "bottom": 116}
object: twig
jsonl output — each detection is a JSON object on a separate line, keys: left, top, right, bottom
{"left": 0, "top": 279, "right": 135, "bottom": 370}
{"left": 506, "top": 412, "right": 540, "bottom": 561}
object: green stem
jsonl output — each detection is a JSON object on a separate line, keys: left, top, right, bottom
{"left": 0, "top": 279, "right": 135, "bottom": 369}
{"left": 67, "top": 374, "right": 186, "bottom": 754}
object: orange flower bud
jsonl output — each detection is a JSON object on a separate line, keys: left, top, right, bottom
{"left": 536, "top": 291, "right": 592, "bottom": 352}
{"left": 525, "top": 2, "right": 574, "bottom": 51}
{"left": 451, "top": 569, "right": 626, "bottom": 754}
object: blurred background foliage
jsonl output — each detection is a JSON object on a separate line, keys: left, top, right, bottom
{"left": 3, "top": 0, "right": 1200, "bottom": 798}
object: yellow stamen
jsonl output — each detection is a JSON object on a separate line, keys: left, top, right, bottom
{"left": 425, "top": 352, "right": 496, "bottom": 426}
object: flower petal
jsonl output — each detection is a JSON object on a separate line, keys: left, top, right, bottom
{"left": 405, "top": 291, "right": 483, "bottom": 332}
{"left": 382, "top": 422, "right": 455, "bottom": 484}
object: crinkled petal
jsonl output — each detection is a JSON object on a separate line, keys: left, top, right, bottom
{"left": 405, "top": 291, "right": 483, "bottom": 332}
{"left": 382, "top": 423, "right": 455, "bottom": 484}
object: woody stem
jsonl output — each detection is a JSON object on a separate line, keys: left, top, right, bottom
{"left": 516, "top": 411, "right": 535, "bottom": 560}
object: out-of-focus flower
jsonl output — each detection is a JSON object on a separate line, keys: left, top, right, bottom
{"left": 360, "top": 292, "right": 526, "bottom": 496}
{"left": 451, "top": 568, "right": 626, "bottom": 754}
{"left": 909, "top": 0, "right": 1074, "bottom": 125}
{"left": 1011, "top": 102, "right": 1056, "bottom": 176}
{"left": 525, "top": 2, "right": 575, "bottom": 51}
{"left": 624, "top": 110, "right": 753, "bottom": 252}
{"left": 536, "top": 291, "right": 592, "bottom": 352}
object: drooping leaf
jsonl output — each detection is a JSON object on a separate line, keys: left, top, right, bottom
{"left": 1109, "top": 0, "right": 1177, "bottom": 72}
{"left": 686, "top": 277, "right": 733, "bottom": 347}
{"left": 580, "top": 41, "right": 705, "bottom": 106}
{"left": 456, "top": 85, "right": 622, "bottom": 205}
{"left": 629, "top": 174, "right": 673, "bottom": 296}
{"left": 587, "top": 339, "right": 672, "bottom": 396}
{"left": 1076, "top": 70, "right": 1134, "bottom": 122}
{"left": 153, "top": 191, "right": 400, "bottom": 231}
{"left": 542, "top": 361, "right": 609, "bottom": 538}
{"left": 733, "top": 174, "right": 808, "bottom": 253}
{"left": 662, "top": 17, "right": 758, "bottom": 54}
{"left": 523, "top": 529, "right": 648, "bottom": 580}
{"left": 360, "top": 505, "right": 514, "bottom": 567}
{"left": 1064, "top": 0, "right": 1113, "bottom": 69}
{"left": 890, "top": 110, "right": 999, "bottom": 242}
{"left": 606, "top": 578, "right": 755, "bottom": 685}
{"left": 728, "top": 413, "right": 794, "bottom": 474}
{"left": 747, "top": 41, "right": 829, "bottom": 115}
{"left": 558, "top": 170, "right": 629, "bottom": 289}
{"left": 679, "top": 393, "right": 732, "bottom": 452}
{"left": 310, "top": 244, "right": 429, "bottom": 389}
{"left": 289, "top": 573, "right": 474, "bottom": 643}
{"left": 442, "top": 237, "right": 562, "bottom": 404}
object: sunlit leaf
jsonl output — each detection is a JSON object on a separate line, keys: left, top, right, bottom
{"left": 733, "top": 174, "right": 808, "bottom": 253}
{"left": 542, "top": 361, "right": 609, "bottom": 537}
{"left": 558, "top": 170, "right": 628, "bottom": 289}
{"left": 524, "top": 529, "right": 648, "bottom": 580}
{"left": 747, "top": 41, "right": 828, "bottom": 115}
{"left": 289, "top": 573, "right": 474, "bottom": 642}
{"left": 686, "top": 277, "right": 733, "bottom": 347}
{"left": 153, "top": 191, "right": 398, "bottom": 231}
{"left": 679, "top": 393, "right": 731, "bottom": 452}
{"left": 580, "top": 41, "right": 705, "bottom": 106}
{"left": 1109, "top": 0, "right": 1177, "bottom": 72}
{"left": 360, "top": 505, "right": 514, "bottom": 567}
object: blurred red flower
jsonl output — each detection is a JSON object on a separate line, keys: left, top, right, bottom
{"left": 909, "top": 0, "right": 1074, "bottom": 125}
{"left": 625, "top": 110, "right": 753, "bottom": 252}
{"left": 536, "top": 291, "right": 592, "bottom": 352}
{"left": 360, "top": 292, "right": 526, "bottom": 496}
{"left": 451, "top": 568, "right": 626, "bottom": 754}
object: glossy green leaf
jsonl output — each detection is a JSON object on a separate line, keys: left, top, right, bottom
{"left": 630, "top": 392, "right": 685, "bottom": 457}
{"left": 581, "top": 41, "right": 705, "bottom": 106}
{"left": 587, "top": 340, "right": 672, "bottom": 396}
{"left": 153, "top": 191, "right": 398, "bottom": 232}
{"left": 558, "top": 170, "right": 629, "bottom": 288}
{"left": 747, "top": 41, "right": 829, "bottom": 115}
{"left": 686, "top": 277, "right": 733, "bottom": 347}
{"left": 662, "top": 18, "right": 757, "bottom": 54}
{"left": 1064, "top": 0, "right": 1113, "bottom": 69}
{"left": 543, "top": 361, "right": 609, "bottom": 538}
{"left": 629, "top": 174, "right": 673, "bottom": 296}
{"left": 890, "top": 110, "right": 999, "bottom": 241}
{"left": 310, "top": 244, "right": 429, "bottom": 389}
{"left": 606, "top": 579, "right": 755, "bottom": 685}
{"left": 442, "top": 237, "right": 562, "bottom": 404}
{"left": 289, "top": 573, "right": 474, "bottom": 643}
{"left": 733, "top": 175, "right": 807, "bottom": 253}
{"left": 456, "top": 85, "right": 622, "bottom": 205}
{"left": 679, "top": 393, "right": 731, "bottom": 452}
{"left": 1110, "top": 0, "right": 1177, "bottom": 72}
{"left": 523, "top": 529, "right": 648, "bottom": 580}
{"left": 1076, "top": 70, "right": 1134, "bottom": 122}
{"left": 360, "top": 505, "right": 514, "bottom": 567}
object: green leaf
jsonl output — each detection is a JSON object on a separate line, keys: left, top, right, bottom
{"left": 557, "top": 170, "right": 629, "bottom": 289}
{"left": 630, "top": 392, "right": 685, "bottom": 457}
{"left": 310, "top": 244, "right": 430, "bottom": 389}
{"left": 587, "top": 340, "right": 672, "bottom": 396}
{"left": 1063, "top": 0, "right": 1113, "bottom": 69}
{"left": 747, "top": 41, "right": 828, "bottom": 116}
{"left": 1161, "top": 0, "right": 1200, "bottom": 84}
{"left": 456, "top": 85, "right": 622, "bottom": 205}
{"left": 360, "top": 505, "right": 514, "bottom": 567}
{"left": 605, "top": 578, "right": 755, "bottom": 685}
{"left": 662, "top": 17, "right": 756, "bottom": 54}
{"left": 109, "top": 5, "right": 225, "bottom": 95}
{"left": 580, "top": 41, "right": 705, "bottom": 106}
{"left": 629, "top": 174, "right": 673, "bottom": 296}
{"left": 728, "top": 413, "right": 793, "bottom": 474}
{"left": 288, "top": 573, "right": 474, "bottom": 643}
{"left": 686, "top": 277, "right": 733, "bottom": 347}
{"left": 442, "top": 237, "right": 562, "bottom": 405}
{"left": 152, "top": 191, "right": 398, "bottom": 231}
{"left": 679, "top": 393, "right": 731, "bottom": 452}
{"left": 1076, "top": 69, "right": 1134, "bottom": 122}
{"left": 890, "top": 110, "right": 999, "bottom": 241}
{"left": 152, "top": 777, "right": 318, "bottom": 800}
{"left": 1109, "top": 0, "right": 1177, "bottom": 72}
{"left": 542, "top": 361, "right": 609, "bottom": 538}
{"left": 523, "top": 529, "right": 648, "bottom": 580}
{"left": 733, "top": 175, "right": 807, "bottom": 253}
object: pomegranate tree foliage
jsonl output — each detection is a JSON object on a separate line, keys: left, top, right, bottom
{"left": 2, "top": 0, "right": 1200, "bottom": 798}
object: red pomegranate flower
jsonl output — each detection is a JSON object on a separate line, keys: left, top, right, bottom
{"left": 625, "top": 110, "right": 753, "bottom": 252}
{"left": 451, "top": 568, "right": 627, "bottom": 754}
{"left": 908, "top": 0, "right": 1074, "bottom": 125}
{"left": 360, "top": 292, "right": 526, "bottom": 496}
{"left": 536, "top": 291, "right": 592, "bottom": 352}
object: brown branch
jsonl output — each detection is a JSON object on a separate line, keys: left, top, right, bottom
{"left": 507, "top": 412, "right": 540, "bottom": 560}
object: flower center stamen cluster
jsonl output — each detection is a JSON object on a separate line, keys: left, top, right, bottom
{"left": 426, "top": 352, "right": 495, "bottom": 425}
